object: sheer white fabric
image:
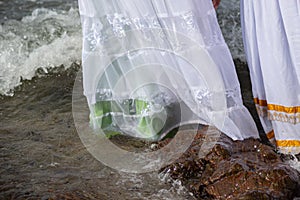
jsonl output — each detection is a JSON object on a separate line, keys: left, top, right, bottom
{"left": 241, "top": 0, "right": 300, "bottom": 154}
{"left": 79, "top": 0, "right": 259, "bottom": 140}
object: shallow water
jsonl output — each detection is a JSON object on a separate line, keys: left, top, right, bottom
{"left": 0, "top": 65, "right": 195, "bottom": 199}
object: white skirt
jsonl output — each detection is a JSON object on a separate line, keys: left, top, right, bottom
{"left": 241, "top": 0, "right": 300, "bottom": 154}
{"left": 79, "top": 0, "right": 259, "bottom": 140}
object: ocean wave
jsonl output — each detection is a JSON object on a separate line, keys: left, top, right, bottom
{"left": 0, "top": 7, "right": 82, "bottom": 96}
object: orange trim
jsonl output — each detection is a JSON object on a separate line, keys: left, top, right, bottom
{"left": 266, "top": 130, "right": 275, "bottom": 139}
{"left": 253, "top": 98, "right": 300, "bottom": 114}
{"left": 268, "top": 104, "right": 300, "bottom": 114}
{"left": 276, "top": 140, "right": 300, "bottom": 147}
{"left": 253, "top": 98, "right": 267, "bottom": 107}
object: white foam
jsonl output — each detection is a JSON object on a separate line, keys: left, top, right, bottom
{"left": 288, "top": 155, "right": 300, "bottom": 172}
{"left": 217, "top": 0, "right": 246, "bottom": 62}
{"left": 0, "top": 8, "right": 82, "bottom": 95}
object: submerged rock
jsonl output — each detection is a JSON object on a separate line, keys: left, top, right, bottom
{"left": 160, "top": 130, "right": 300, "bottom": 199}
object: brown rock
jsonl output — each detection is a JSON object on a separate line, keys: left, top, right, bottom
{"left": 160, "top": 130, "right": 300, "bottom": 199}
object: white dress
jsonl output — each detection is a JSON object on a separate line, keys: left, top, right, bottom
{"left": 241, "top": 0, "right": 300, "bottom": 154}
{"left": 79, "top": 0, "right": 259, "bottom": 140}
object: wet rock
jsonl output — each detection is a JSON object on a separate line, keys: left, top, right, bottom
{"left": 160, "top": 131, "right": 300, "bottom": 199}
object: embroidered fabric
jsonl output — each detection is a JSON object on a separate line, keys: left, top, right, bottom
{"left": 79, "top": 0, "right": 259, "bottom": 140}
{"left": 256, "top": 106, "right": 300, "bottom": 125}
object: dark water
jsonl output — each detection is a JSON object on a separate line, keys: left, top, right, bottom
{"left": 0, "top": 64, "right": 197, "bottom": 199}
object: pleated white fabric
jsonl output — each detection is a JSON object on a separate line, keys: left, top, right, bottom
{"left": 241, "top": 0, "right": 300, "bottom": 154}
{"left": 79, "top": 0, "right": 259, "bottom": 140}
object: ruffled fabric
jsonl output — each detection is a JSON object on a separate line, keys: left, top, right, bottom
{"left": 79, "top": 0, "right": 259, "bottom": 140}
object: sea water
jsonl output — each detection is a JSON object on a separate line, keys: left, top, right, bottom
{"left": 0, "top": 0, "right": 81, "bottom": 95}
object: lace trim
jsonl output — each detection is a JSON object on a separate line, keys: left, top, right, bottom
{"left": 256, "top": 105, "right": 300, "bottom": 124}
{"left": 94, "top": 86, "right": 242, "bottom": 109}
{"left": 254, "top": 98, "right": 300, "bottom": 124}
{"left": 181, "top": 11, "right": 197, "bottom": 33}
{"left": 82, "top": 10, "right": 223, "bottom": 53}
{"left": 277, "top": 147, "right": 300, "bottom": 154}
{"left": 256, "top": 105, "right": 268, "bottom": 117}
{"left": 268, "top": 111, "right": 300, "bottom": 124}
{"left": 254, "top": 98, "right": 300, "bottom": 113}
